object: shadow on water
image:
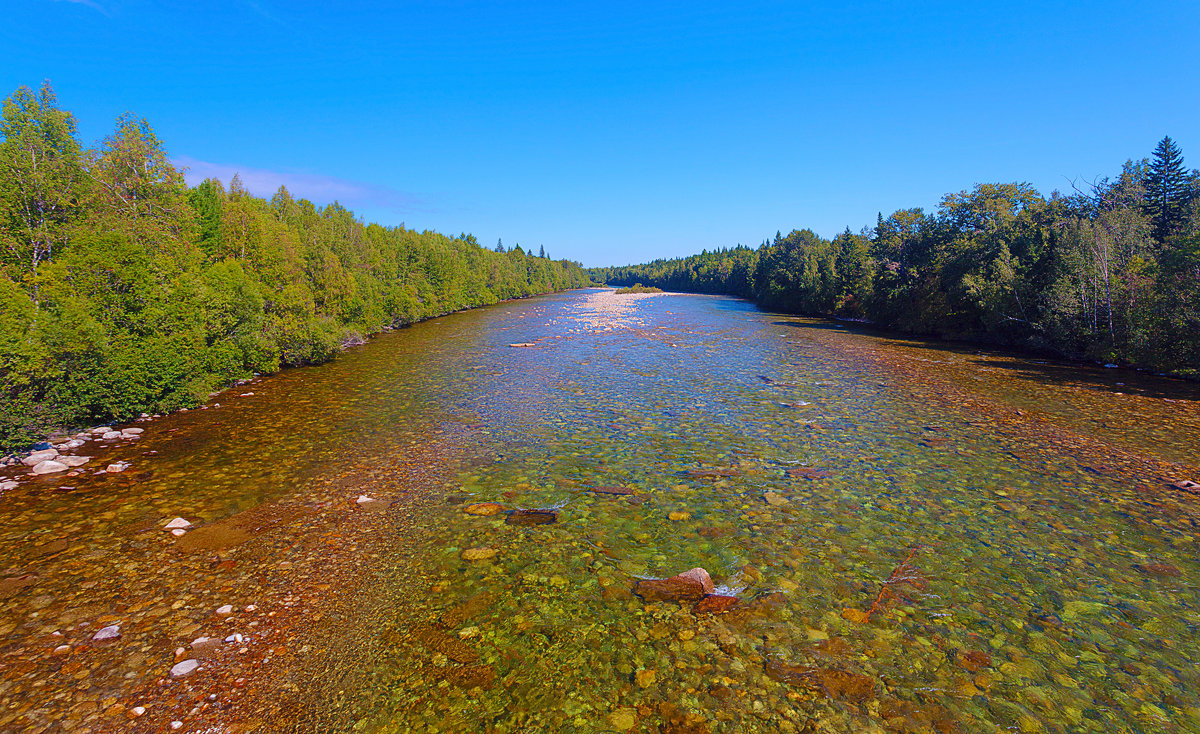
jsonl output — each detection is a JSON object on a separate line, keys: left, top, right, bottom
{"left": 768, "top": 317, "right": 1200, "bottom": 402}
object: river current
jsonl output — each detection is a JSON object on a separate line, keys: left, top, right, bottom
{"left": 1, "top": 288, "right": 1198, "bottom": 733}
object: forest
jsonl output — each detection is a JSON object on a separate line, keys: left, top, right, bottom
{"left": 0, "top": 83, "right": 589, "bottom": 451}
{"left": 593, "top": 139, "right": 1200, "bottom": 377}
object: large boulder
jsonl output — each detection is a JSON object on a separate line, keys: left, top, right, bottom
{"left": 31, "top": 460, "right": 68, "bottom": 475}
{"left": 634, "top": 567, "right": 714, "bottom": 603}
{"left": 22, "top": 449, "right": 58, "bottom": 467}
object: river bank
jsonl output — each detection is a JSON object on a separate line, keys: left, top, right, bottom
{"left": 1, "top": 289, "right": 1198, "bottom": 732}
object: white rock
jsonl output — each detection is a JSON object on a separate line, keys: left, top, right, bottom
{"left": 215, "top": 604, "right": 233, "bottom": 616}
{"left": 170, "top": 720, "right": 183, "bottom": 730}
{"left": 224, "top": 633, "right": 243, "bottom": 644}
{"left": 92, "top": 625, "right": 120, "bottom": 641}
{"left": 244, "top": 604, "right": 257, "bottom": 612}
{"left": 0, "top": 481, "right": 17, "bottom": 491}
{"left": 32, "top": 460, "right": 68, "bottom": 475}
{"left": 356, "top": 494, "right": 376, "bottom": 505}
{"left": 170, "top": 659, "right": 199, "bottom": 678}
{"left": 53, "top": 644, "right": 70, "bottom": 654}
{"left": 123, "top": 427, "right": 144, "bottom": 434}
{"left": 164, "top": 517, "right": 192, "bottom": 530}
{"left": 106, "top": 462, "right": 128, "bottom": 473}
{"left": 129, "top": 706, "right": 145, "bottom": 717}
{"left": 170, "top": 528, "right": 187, "bottom": 537}
{"left": 59, "top": 456, "right": 91, "bottom": 467}
{"left": 101, "top": 431, "right": 121, "bottom": 440}
{"left": 91, "top": 426, "right": 111, "bottom": 435}
{"left": 22, "top": 449, "right": 58, "bottom": 466}
{"left": 64, "top": 439, "right": 85, "bottom": 449}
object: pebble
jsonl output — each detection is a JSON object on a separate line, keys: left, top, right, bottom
{"left": 171, "top": 528, "right": 187, "bottom": 537}
{"left": 170, "top": 659, "right": 199, "bottom": 678}
{"left": 635, "top": 669, "right": 657, "bottom": 688}
{"left": 244, "top": 604, "right": 258, "bottom": 612}
{"left": 92, "top": 625, "right": 120, "bottom": 641}
{"left": 127, "top": 706, "right": 145, "bottom": 718}
{"left": 170, "top": 720, "right": 183, "bottom": 730}
{"left": 225, "top": 633, "right": 243, "bottom": 644}
{"left": 59, "top": 456, "right": 91, "bottom": 467}
{"left": 668, "top": 511, "right": 690, "bottom": 521}
{"left": 101, "top": 431, "right": 121, "bottom": 440}
{"left": 52, "top": 645, "right": 70, "bottom": 655}
{"left": 164, "top": 517, "right": 193, "bottom": 530}
{"left": 216, "top": 604, "right": 234, "bottom": 616}
{"left": 764, "top": 491, "right": 788, "bottom": 506}
{"left": 106, "top": 462, "right": 129, "bottom": 473}
{"left": 0, "top": 480, "right": 18, "bottom": 491}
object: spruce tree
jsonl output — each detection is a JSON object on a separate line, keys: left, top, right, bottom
{"left": 1145, "top": 135, "right": 1191, "bottom": 241}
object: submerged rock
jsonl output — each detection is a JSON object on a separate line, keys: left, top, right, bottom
{"left": 506, "top": 509, "right": 558, "bottom": 526}
{"left": 164, "top": 517, "right": 192, "bottom": 531}
{"left": 589, "top": 485, "right": 636, "bottom": 496}
{"left": 635, "top": 568, "right": 714, "bottom": 603}
{"left": 461, "top": 547, "right": 498, "bottom": 561}
{"left": 694, "top": 594, "right": 740, "bottom": 614}
{"left": 764, "top": 659, "right": 875, "bottom": 703}
{"left": 508, "top": 342, "right": 536, "bottom": 348}
{"left": 463, "top": 502, "right": 505, "bottom": 516}
{"left": 763, "top": 491, "right": 788, "bottom": 506}
{"left": 58, "top": 456, "right": 91, "bottom": 467}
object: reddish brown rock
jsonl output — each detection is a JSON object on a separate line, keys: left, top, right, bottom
{"left": 694, "top": 594, "right": 740, "bottom": 614}
{"left": 957, "top": 650, "right": 992, "bottom": 672}
{"left": 635, "top": 568, "right": 714, "bottom": 603}
{"left": 589, "top": 486, "right": 635, "bottom": 496}
{"left": 463, "top": 502, "right": 505, "bottom": 516}
{"left": 505, "top": 508, "right": 557, "bottom": 526}
{"left": 764, "top": 659, "right": 875, "bottom": 703}
{"left": 788, "top": 467, "right": 833, "bottom": 480}
{"left": 1137, "top": 563, "right": 1182, "bottom": 578}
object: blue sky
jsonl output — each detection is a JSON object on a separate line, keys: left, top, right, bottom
{"left": 4, "top": 1, "right": 1198, "bottom": 266}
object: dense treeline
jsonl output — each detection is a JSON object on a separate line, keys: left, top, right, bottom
{"left": 0, "top": 83, "right": 589, "bottom": 451}
{"left": 594, "top": 139, "right": 1200, "bottom": 376}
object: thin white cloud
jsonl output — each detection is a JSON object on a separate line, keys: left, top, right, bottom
{"left": 175, "top": 155, "right": 428, "bottom": 215}
{"left": 54, "top": 0, "right": 111, "bottom": 16}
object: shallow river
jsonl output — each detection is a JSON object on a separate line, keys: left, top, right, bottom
{"left": 1, "top": 289, "right": 1199, "bottom": 734}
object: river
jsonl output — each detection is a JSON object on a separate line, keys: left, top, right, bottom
{"left": 1, "top": 288, "right": 1198, "bottom": 733}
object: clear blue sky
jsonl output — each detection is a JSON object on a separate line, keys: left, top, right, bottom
{"left": 4, "top": 1, "right": 1198, "bottom": 266}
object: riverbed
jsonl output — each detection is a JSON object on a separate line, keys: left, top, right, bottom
{"left": 1, "top": 289, "right": 1198, "bottom": 733}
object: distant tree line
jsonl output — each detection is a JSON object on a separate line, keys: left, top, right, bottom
{"left": 0, "top": 82, "right": 589, "bottom": 451}
{"left": 593, "top": 137, "right": 1200, "bottom": 376}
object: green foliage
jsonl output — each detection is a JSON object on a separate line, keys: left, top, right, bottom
{"left": 0, "top": 83, "right": 590, "bottom": 452}
{"left": 614, "top": 283, "right": 663, "bottom": 294}
{"left": 592, "top": 149, "right": 1200, "bottom": 376}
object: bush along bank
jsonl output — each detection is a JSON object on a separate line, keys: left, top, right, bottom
{"left": 592, "top": 140, "right": 1200, "bottom": 377}
{"left": 0, "top": 82, "right": 590, "bottom": 453}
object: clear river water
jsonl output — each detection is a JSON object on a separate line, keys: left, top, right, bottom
{"left": 1, "top": 288, "right": 1198, "bottom": 734}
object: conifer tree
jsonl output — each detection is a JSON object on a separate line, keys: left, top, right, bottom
{"left": 1145, "top": 136, "right": 1192, "bottom": 241}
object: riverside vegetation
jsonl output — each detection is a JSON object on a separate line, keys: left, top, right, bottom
{"left": 592, "top": 138, "right": 1200, "bottom": 376}
{"left": 0, "top": 82, "right": 589, "bottom": 452}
